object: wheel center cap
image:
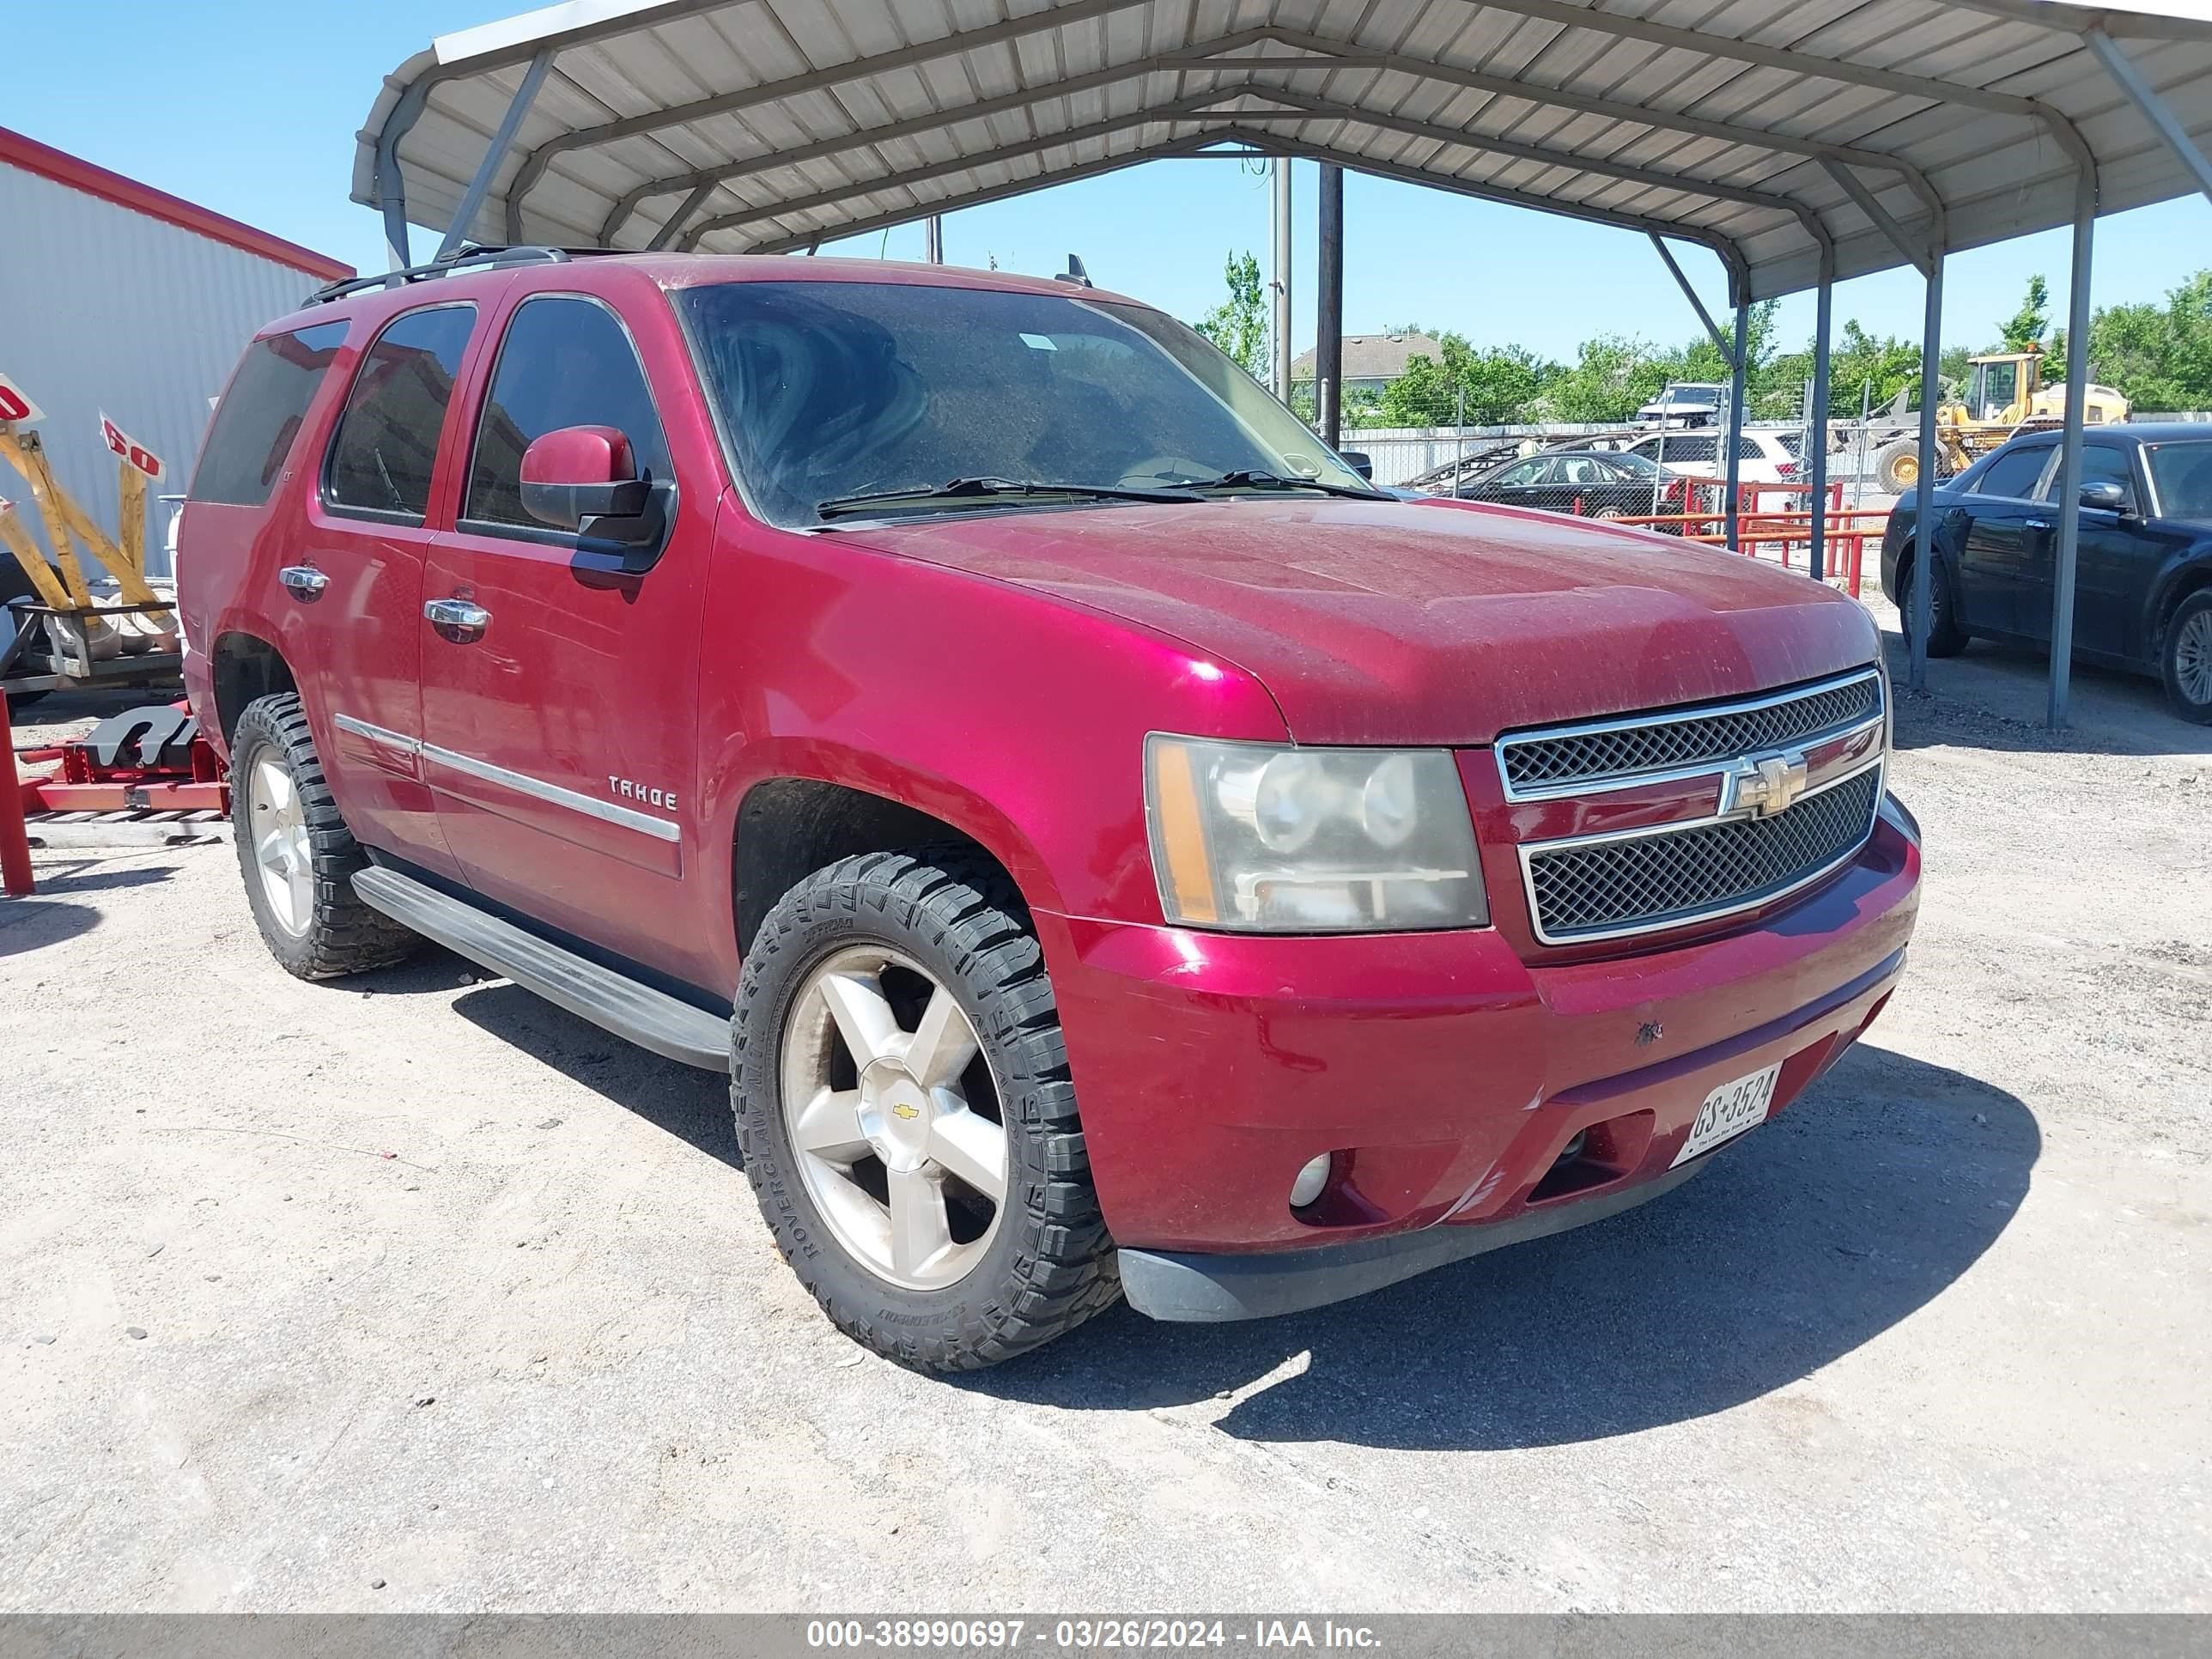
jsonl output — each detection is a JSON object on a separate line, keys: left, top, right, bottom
{"left": 859, "top": 1058, "right": 934, "bottom": 1172}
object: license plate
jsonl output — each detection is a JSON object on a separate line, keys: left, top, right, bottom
{"left": 1670, "top": 1062, "right": 1782, "bottom": 1167}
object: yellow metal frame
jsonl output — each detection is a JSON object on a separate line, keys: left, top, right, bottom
{"left": 0, "top": 393, "right": 173, "bottom": 630}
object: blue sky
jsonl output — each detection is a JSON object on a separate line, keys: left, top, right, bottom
{"left": 13, "top": 0, "right": 2211, "bottom": 364}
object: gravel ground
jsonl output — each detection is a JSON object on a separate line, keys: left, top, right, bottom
{"left": 2, "top": 629, "right": 2207, "bottom": 1613}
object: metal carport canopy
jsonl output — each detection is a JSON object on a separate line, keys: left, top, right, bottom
{"left": 355, "top": 0, "right": 2212, "bottom": 298}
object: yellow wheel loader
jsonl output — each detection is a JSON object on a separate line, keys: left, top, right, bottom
{"left": 1872, "top": 345, "right": 2130, "bottom": 494}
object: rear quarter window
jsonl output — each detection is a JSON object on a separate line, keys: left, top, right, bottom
{"left": 188, "top": 321, "right": 349, "bottom": 507}
{"left": 324, "top": 305, "right": 478, "bottom": 521}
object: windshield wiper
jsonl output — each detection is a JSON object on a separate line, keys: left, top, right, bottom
{"left": 815, "top": 475, "right": 1204, "bottom": 520}
{"left": 1173, "top": 468, "right": 1386, "bottom": 501}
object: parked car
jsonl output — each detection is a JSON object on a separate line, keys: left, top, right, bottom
{"left": 1419, "top": 446, "right": 1695, "bottom": 529}
{"left": 178, "top": 251, "right": 1920, "bottom": 1369}
{"left": 1623, "top": 428, "right": 1802, "bottom": 485}
{"left": 1881, "top": 423, "right": 2212, "bottom": 722}
{"left": 1636, "top": 382, "right": 1723, "bottom": 428}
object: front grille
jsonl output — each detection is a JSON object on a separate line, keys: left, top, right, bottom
{"left": 1525, "top": 767, "right": 1881, "bottom": 942}
{"left": 1498, "top": 672, "right": 1881, "bottom": 795}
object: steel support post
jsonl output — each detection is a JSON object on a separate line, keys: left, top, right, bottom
{"left": 2048, "top": 167, "right": 2100, "bottom": 729}
{"left": 0, "top": 689, "right": 31, "bottom": 896}
{"left": 1909, "top": 254, "right": 1946, "bottom": 692}
{"left": 1316, "top": 163, "right": 1344, "bottom": 447}
{"left": 1272, "top": 158, "right": 1293, "bottom": 401}
{"left": 1723, "top": 302, "right": 1749, "bottom": 553}
{"left": 435, "top": 46, "right": 555, "bottom": 263}
{"left": 1808, "top": 258, "right": 1834, "bottom": 585}
{"left": 925, "top": 216, "right": 944, "bottom": 263}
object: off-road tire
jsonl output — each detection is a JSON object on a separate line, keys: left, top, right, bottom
{"left": 732, "top": 848, "right": 1119, "bottom": 1370}
{"left": 1875, "top": 439, "right": 1922, "bottom": 495}
{"left": 229, "top": 693, "right": 418, "bottom": 979}
{"left": 1899, "top": 553, "right": 1969, "bottom": 658}
{"left": 2160, "top": 589, "right": 2212, "bottom": 725}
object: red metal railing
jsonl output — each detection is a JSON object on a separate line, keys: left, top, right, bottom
{"left": 1613, "top": 483, "right": 1886, "bottom": 599}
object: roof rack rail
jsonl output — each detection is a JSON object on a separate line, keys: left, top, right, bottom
{"left": 304, "top": 245, "right": 622, "bottom": 307}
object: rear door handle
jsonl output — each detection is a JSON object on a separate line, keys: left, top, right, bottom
{"left": 277, "top": 565, "right": 328, "bottom": 600}
{"left": 2025, "top": 519, "right": 2053, "bottom": 532}
{"left": 423, "top": 597, "right": 491, "bottom": 641}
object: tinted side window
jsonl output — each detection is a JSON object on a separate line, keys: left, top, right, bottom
{"left": 1493, "top": 458, "right": 1548, "bottom": 486}
{"left": 1652, "top": 434, "right": 1717, "bottom": 464}
{"left": 2045, "top": 445, "right": 2137, "bottom": 508}
{"left": 465, "top": 296, "right": 672, "bottom": 530}
{"left": 189, "top": 322, "right": 349, "bottom": 507}
{"left": 1972, "top": 446, "right": 2051, "bottom": 500}
{"left": 325, "top": 306, "right": 477, "bottom": 520}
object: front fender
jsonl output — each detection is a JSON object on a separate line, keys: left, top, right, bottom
{"left": 693, "top": 514, "right": 1289, "bottom": 988}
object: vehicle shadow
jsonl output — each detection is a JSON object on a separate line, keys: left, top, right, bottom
{"left": 969, "top": 1043, "right": 2037, "bottom": 1450}
{"left": 445, "top": 979, "right": 741, "bottom": 1170}
{"left": 1879, "top": 624, "right": 2212, "bottom": 759}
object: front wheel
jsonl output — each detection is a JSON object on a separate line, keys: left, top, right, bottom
{"left": 732, "top": 848, "right": 1118, "bottom": 1370}
{"left": 2162, "top": 591, "right": 2212, "bottom": 725}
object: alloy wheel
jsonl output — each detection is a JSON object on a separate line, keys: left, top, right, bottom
{"left": 780, "top": 945, "right": 1009, "bottom": 1291}
{"left": 2178, "top": 608, "right": 2212, "bottom": 708}
{"left": 249, "top": 757, "right": 314, "bottom": 935}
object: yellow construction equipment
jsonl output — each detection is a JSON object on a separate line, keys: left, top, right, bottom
{"left": 0, "top": 372, "right": 179, "bottom": 706}
{"left": 1873, "top": 345, "right": 2131, "bottom": 493}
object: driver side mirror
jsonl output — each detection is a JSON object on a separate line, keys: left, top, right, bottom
{"left": 2078, "top": 480, "right": 2130, "bottom": 514}
{"left": 1340, "top": 451, "right": 1374, "bottom": 481}
{"left": 520, "top": 425, "right": 672, "bottom": 569}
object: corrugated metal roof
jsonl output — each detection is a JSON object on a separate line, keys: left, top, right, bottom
{"left": 352, "top": 0, "right": 2212, "bottom": 301}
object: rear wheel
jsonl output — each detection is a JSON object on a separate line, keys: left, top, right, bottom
{"left": 2161, "top": 591, "right": 2212, "bottom": 725}
{"left": 1899, "top": 554, "right": 1969, "bottom": 658}
{"left": 229, "top": 693, "right": 418, "bottom": 979}
{"left": 732, "top": 848, "right": 1118, "bottom": 1370}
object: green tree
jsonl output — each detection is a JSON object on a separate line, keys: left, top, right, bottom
{"left": 1192, "top": 252, "right": 1267, "bottom": 379}
{"left": 2051, "top": 269, "right": 2212, "bottom": 413}
{"left": 2001, "top": 274, "right": 2051, "bottom": 352}
{"left": 1529, "top": 335, "right": 1668, "bottom": 423}
{"left": 1377, "top": 334, "right": 1553, "bottom": 426}
{"left": 1804, "top": 321, "right": 1923, "bottom": 415}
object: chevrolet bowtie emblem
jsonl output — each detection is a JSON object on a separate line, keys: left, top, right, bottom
{"left": 890, "top": 1102, "right": 921, "bottom": 1121}
{"left": 1725, "top": 749, "right": 1810, "bottom": 818}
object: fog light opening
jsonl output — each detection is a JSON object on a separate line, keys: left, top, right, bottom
{"left": 1288, "top": 1152, "right": 1334, "bottom": 1211}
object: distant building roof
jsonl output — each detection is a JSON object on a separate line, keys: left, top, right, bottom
{"left": 1291, "top": 331, "right": 1444, "bottom": 385}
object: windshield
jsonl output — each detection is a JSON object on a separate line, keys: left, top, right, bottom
{"left": 2147, "top": 441, "right": 2212, "bottom": 522}
{"left": 675, "top": 279, "right": 1374, "bottom": 526}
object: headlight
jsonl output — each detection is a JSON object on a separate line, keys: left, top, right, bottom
{"left": 1145, "top": 735, "right": 1486, "bottom": 933}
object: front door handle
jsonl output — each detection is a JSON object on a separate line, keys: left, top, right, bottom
{"left": 2024, "top": 519, "right": 2053, "bottom": 532}
{"left": 277, "top": 565, "right": 328, "bottom": 600}
{"left": 424, "top": 597, "right": 491, "bottom": 641}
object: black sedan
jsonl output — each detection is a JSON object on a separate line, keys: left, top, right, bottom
{"left": 1881, "top": 422, "right": 2212, "bottom": 721}
{"left": 1417, "top": 447, "right": 1694, "bottom": 530}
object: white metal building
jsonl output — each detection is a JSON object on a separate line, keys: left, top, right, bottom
{"left": 0, "top": 127, "right": 351, "bottom": 578}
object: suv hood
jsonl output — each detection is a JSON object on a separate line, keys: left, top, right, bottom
{"left": 842, "top": 496, "right": 1879, "bottom": 746}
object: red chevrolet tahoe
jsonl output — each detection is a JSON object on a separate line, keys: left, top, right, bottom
{"left": 177, "top": 250, "right": 1919, "bottom": 1370}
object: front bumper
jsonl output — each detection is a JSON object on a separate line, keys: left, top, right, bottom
{"left": 1036, "top": 796, "right": 1919, "bottom": 1316}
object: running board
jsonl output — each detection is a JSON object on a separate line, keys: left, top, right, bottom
{"left": 352, "top": 866, "right": 730, "bottom": 1073}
